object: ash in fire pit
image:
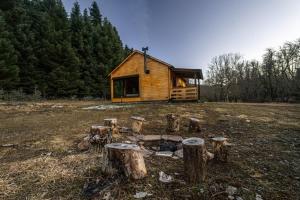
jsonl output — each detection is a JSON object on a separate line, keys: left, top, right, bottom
{"left": 159, "top": 141, "right": 178, "bottom": 152}
{"left": 128, "top": 134, "right": 184, "bottom": 157}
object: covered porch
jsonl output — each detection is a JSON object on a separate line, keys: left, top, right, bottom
{"left": 170, "top": 68, "right": 203, "bottom": 101}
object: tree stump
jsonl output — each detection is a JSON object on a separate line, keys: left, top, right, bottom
{"left": 211, "top": 137, "right": 231, "bottom": 162}
{"left": 166, "top": 114, "right": 180, "bottom": 132}
{"left": 182, "top": 137, "right": 207, "bottom": 183}
{"left": 131, "top": 116, "right": 145, "bottom": 134}
{"left": 189, "top": 117, "right": 201, "bottom": 132}
{"left": 102, "top": 143, "right": 147, "bottom": 179}
{"left": 104, "top": 118, "right": 117, "bottom": 128}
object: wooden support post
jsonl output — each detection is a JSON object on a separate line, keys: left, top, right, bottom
{"left": 131, "top": 116, "right": 145, "bottom": 134}
{"left": 211, "top": 137, "right": 231, "bottom": 162}
{"left": 102, "top": 143, "right": 147, "bottom": 179}
{"left": 166, "top": 114, "right": 180, "bottom": 132}
{"left": 189, "top": 117, "right": 201, "bottom": 132}
{"left": 197, "top": 78, "right": 201, "bottom": 101}
{"left": 182, "top": 137, "right": 207, "bottom": 183}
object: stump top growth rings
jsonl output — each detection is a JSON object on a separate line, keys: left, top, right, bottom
{"left": 105, "top": 143, "right": 140, "bottom": 151}
{"left": 182, "top": 137, "right": 204, "bottom": 146}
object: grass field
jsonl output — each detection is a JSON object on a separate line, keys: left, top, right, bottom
{"left": 0, "top": 101, "right": 299, "bottom": 199}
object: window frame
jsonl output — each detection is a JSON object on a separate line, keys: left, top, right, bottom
{"left": 113, "top": 75, "right": 140, "bottom": 98}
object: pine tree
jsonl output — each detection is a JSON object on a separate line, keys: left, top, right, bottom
{"left": 0, "top": 0, "right": 16, "bottom": 11}
{"left": 0, "top": 12, "right": 19, "bottom": 90}
{"left": 39, "top": 0, "right": 82, "bottom": 97}
{"left": 89, "top": 1, "right": 102, "bottom": 26}
{"left": 10, "top": 0, "right": 39, "bottom": 94}
{"left": 81, "top": 8, "right": 98, "bottom": 96}
{"left": 0, "top": 0, "right": 130, "bottom": 98}
{"left": 70, "top": 1, "right": 83, "bottom": 54}
{"left": 124, "top": 45, "right": 133, "bottom": 58}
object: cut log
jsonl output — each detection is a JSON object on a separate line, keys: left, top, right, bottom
{"left": 189, "top": 117, "right": 201, "bottom": 132}
{"left": 90, "top": 125, "right": 110, "bottom": 136}
{"left": 211, "top": 137, "right": 231, "bottom": 162}
{"left": 161, "top": 135, "right": 183, "bottom": 142}
{"left": 130, "top": 116, "right": 145, "bottom": 134}
{"left": 182, "top": 137, "right": 207, "bottom": 183}
{"left": 104, "top": 118, "right": 117, "bottom": 128}
{"left": 166, "top": 114, "right": 180, "bottom": 132}
{"left": 138, "top": 134, "right": 161, "bottom": 147}
{"left": 102, "top": 143, "right": 147, "bottom": 179}
{"left": 174, "top": 149, "right": 183, "bottom": 158}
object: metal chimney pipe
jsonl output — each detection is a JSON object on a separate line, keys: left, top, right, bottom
{"left": 142, "top": 47, "right": 150, "bottom": 74}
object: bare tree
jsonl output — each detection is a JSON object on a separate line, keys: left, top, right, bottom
{"left": 205, "top": 38, "right": 300, "bottom": 102}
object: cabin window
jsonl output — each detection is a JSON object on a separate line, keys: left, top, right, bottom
{"left": 113, "top": 76, "right": 139, "bottom": 98}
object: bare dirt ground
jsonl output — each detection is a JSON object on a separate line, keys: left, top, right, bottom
{"left": 0, "top": 101, "right": 299, "bottom": 200}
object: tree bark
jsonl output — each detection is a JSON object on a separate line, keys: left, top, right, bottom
{"left": 166, "top": 114, "right": 180, "bottom": 132}
{"left": 182, "top": 137, "right": 207, "bottom": 183}
{"left": 102, "top": 143, "right": 147, "bottom": 180}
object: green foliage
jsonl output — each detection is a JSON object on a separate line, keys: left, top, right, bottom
{"left": 0, "top": 0, "right": 130, "bottom": 98}
{"left": 0, "top": 12, "right": 19, "bottom": 90}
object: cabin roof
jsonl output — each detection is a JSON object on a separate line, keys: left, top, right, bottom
{"left": 108, "top": 50, "right": 203, "bottom": 79}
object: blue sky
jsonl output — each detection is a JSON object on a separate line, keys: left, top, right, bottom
{"left": 62, "top": 0, "right": 300, "bottom": 74}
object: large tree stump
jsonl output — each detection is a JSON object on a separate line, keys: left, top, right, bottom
{"left": 166, "top": 114, "right": 180, "bottom": 132}
{"left": 182, "top": 137, "right": 207, "bottom": 183}
{"left": 131, "top": 116, "right": 145, "bottom": 134}
{"left": 102, "top": 143, "right": 147, "bottom": 179}
{"left": 189, "top": 117, "right": 201, "bottom": 132}
{"left": 211, "top": 137, "right": 231, "bottom": 162}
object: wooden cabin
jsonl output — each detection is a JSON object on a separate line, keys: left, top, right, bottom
{"left": 109, "top": 50, "right": 203, "bottom": 103}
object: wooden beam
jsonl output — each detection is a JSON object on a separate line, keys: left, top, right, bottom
{"left": 197, "top": 78, "right": 200, "bottom": 101}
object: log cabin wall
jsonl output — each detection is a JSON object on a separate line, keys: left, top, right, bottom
{"left": 110, "top": 52, "right": 172, "bottom": 103}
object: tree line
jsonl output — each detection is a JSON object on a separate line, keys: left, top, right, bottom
{"left": 0, "top": 0, "right": 132, "bottom": 99}
{"left": 204, "top": 39, "right": 300, "bottom": 102}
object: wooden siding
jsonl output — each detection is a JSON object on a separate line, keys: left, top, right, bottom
{"left": 110, "top": 53, "right": 171, "bottom": 103}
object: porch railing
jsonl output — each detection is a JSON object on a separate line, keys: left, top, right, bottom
{"left": 170, "top": 87, "right": 198, "bottom": 100}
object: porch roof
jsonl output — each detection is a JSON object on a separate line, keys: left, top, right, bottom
{"left": 171, "top": 67, "right": 203, "bottom": 79}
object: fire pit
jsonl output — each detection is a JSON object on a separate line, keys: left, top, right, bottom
{"left": 127, "top": 134, "right": 183, "bottom": 157}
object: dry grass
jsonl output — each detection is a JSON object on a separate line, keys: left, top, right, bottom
{"left": 0, "top": 100, "right": 299, "bottom": 199}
